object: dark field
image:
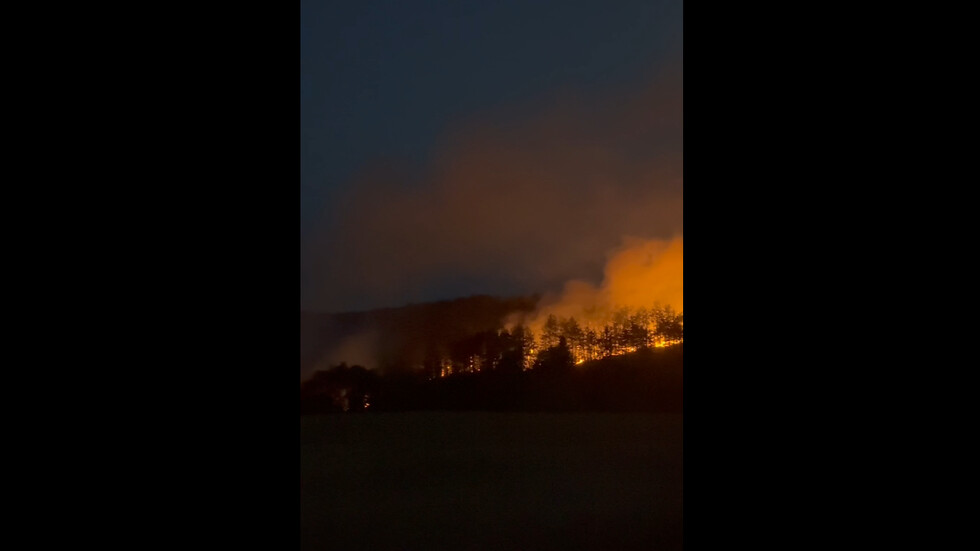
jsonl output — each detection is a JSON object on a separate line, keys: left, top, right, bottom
{"left": 301, "top": 412, "right": 682, "bottom": 550}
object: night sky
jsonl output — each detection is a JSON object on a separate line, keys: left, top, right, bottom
{"left": 301, "top": 0, "right": 683, "bottom": 312}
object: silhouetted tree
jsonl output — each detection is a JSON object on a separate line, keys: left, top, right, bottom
{"left": 582, "top": 327, "right": 598, "bottom": 361}
{"left": 599, "top": 326, "right": 616, "bottom": 358}
{"left": 517, "top": 325, "right": 536, "bottom": 370}
{"left": 533, "top": 336, "right": 574, "bottom": 374}
{"left": 627, "top": 307, "right": 651, "bottom": 350}
{"left": 496, "top": 327, "right": 525, "bottom": 375}
{"left": 541, "top": 314, "right": 561, "bottom": 350}
{"left": 560, "top": 316, "right": 584, "bottom": 362}
{"left": 611, "top": 307, "right": 632, "bottom": 355}
{"left": 653, "top": 305, "right": 684, "bottom": 345}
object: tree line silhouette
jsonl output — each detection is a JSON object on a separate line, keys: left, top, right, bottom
{"left": 300, "top": 304, "right": 683, "bottom": 414}
{"left": 537, "top": 304, "right": 683, "bottom": 363}
{"left": 430, "top": 304, "right": 683, "bottom": 377}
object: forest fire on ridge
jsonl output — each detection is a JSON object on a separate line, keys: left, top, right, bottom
{"left": 431, "top": 302, "right": 682, "bottom": 378}
{"left": 431, "top": 236, "right": 683, "bottom": 378}
{"left": 302, "top": 237, "right": 682, "bottom": 384}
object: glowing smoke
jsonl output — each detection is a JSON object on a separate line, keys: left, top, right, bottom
{"left": 302, "top": 61, "right": 683, "bottom": 312}
{"left": 510, "top": 236, "right": 683, "bottom": 336}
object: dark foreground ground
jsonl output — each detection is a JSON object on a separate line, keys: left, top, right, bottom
{"left": 301, "top": 412, "right": 682, "bottom": 551}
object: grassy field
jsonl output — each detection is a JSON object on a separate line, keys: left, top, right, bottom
{"left": 301, "top": 412, "right": 682, "bottom": 550}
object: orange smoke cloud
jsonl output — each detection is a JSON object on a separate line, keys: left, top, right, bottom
{"left": 304, "top": 61, "right": 682, "bottom": 312}
{"left": 511, "top": 236, "right": 683, "bottom": 335}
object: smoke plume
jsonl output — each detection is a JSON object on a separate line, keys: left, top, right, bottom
{"left": 508, "top": 236, "right": 682, "bottom": 336}
{"left": 303, "top": 62, "right": 682, "bottom": 312}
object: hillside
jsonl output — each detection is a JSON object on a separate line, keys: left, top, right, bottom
{"left": 301, "top": 294, "right": 539, "bottom": 380}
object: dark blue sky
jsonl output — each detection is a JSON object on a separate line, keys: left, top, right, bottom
{"left": 302, "top": 0, "right": 683, "bottom": 312}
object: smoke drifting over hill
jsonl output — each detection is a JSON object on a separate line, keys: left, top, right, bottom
{"left": 302, "top": 62, "right": 682, "bottom": 313}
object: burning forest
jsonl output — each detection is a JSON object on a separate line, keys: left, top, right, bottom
{"left": 301, "top": 2, "right": 684, "bottom": 548}
{"left": 300, "top": 236, "right": 682, "bottom": 414}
